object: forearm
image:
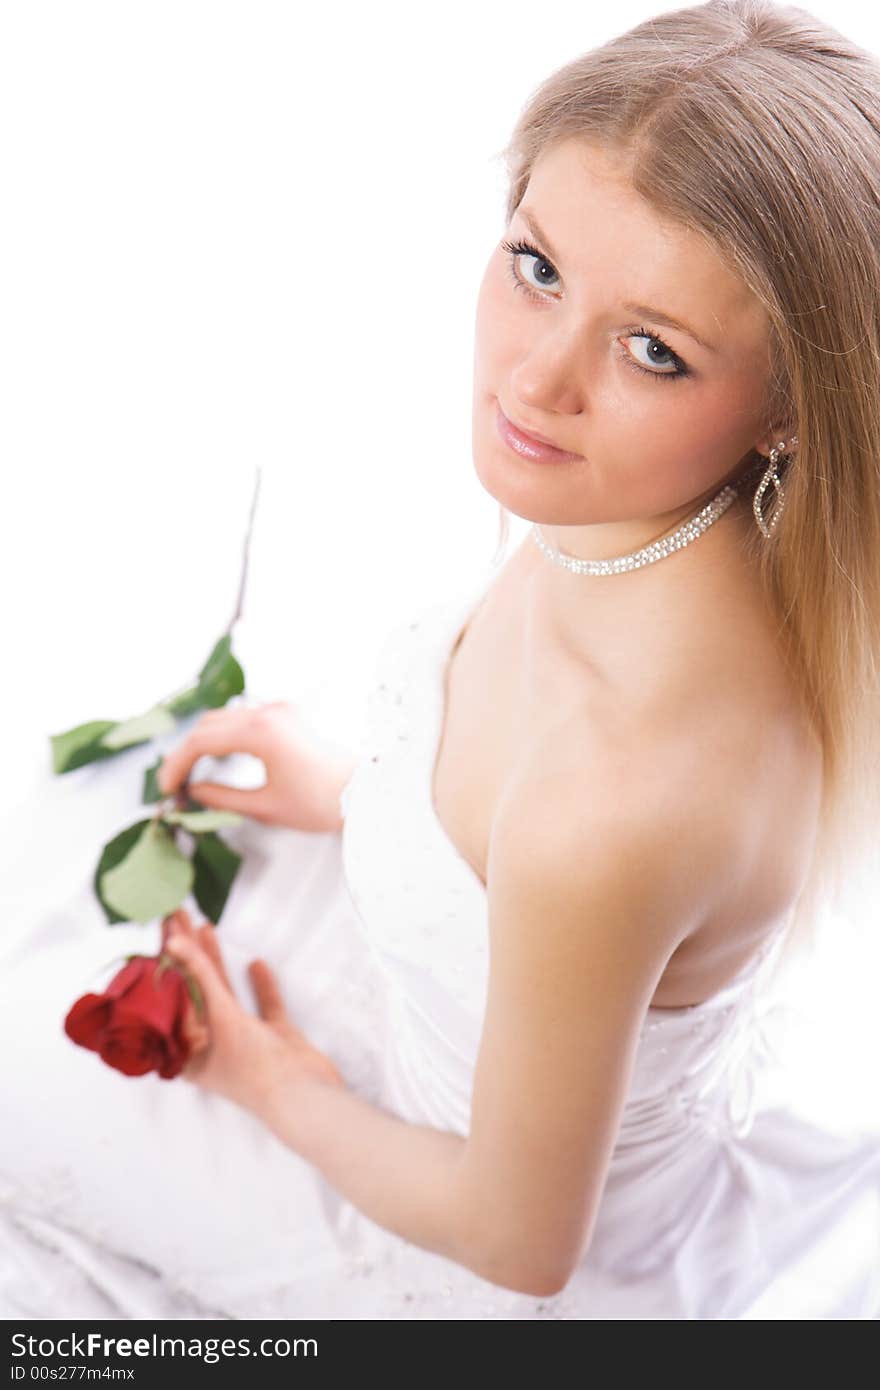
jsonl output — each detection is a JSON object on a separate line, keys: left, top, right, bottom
{"left": 250, "top": 1071, "right": 480, "bottom": 1276}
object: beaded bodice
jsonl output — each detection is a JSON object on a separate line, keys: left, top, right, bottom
{"left": 339, "top": 570, "right": 793, "bottom": 1205}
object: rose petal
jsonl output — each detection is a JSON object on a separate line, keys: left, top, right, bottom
{"left": 157, "top": 1041, "right": 188, "bottom": 1079}
{"left": 101, "top": 1024, "right": 160, "bottom": 1077}
{"left": 64, "top": 993, "right": 114, "bottom": 1051}
{"left": 103, "top": 958, "right": 151, "bottom": 1002}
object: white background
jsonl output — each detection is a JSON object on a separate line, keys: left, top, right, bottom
{"left": 2, "top": 1, "right": 879, "bottom": 1126}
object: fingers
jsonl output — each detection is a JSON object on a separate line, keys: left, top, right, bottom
{"left": 164, "top": 917, "right": 235, "bottom": 1020}
{"left": 178, "top": 780, "right": 276, "bottom": 822}
{"left": 161, "top": 906, "right": 196, "bottom": 952}
{"left": 179, "top": 1004, "right": 210, "bottom": 1055}
{"left": 162, "top": 910, "right": 233, "bottom": 993}
{"left": 248, "top": 959, "right": 288, "bottom": 1025}
{"left": 195, "top": 922, "right": 234, "bottom": 992}
{"left": 157, "top": 709, "right": 274, "bottom": 798}
{"left": 163, "top": 910, "right": 287, "bottom": 1032}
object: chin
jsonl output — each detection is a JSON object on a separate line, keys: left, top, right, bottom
{"left": 471, "top": 444, "right": 592, "bottom": 528}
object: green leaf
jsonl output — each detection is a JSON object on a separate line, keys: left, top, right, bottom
{"left": 143, "top": 760, "right": 164, "bottom": 804}
{"left": 162, "top": 684, "right": 204, "bottom": 720}
{"left": 95, "top": 820, "right": 152, "bottom": 924}
{"left": 51, "top": 720, "right": 121, "bottom": 774}
{"left": 192, "top": 831, "right": 242, "bottom": 925}
{"left": 99, "top": 705, "right": 177, "bottom": 751}
{"left": 99, "top": 819, "right": 194, "bottom": 924}
{"left": 196, "top": 635, "right": 245, "bottom": 708}
{"left": 52, "top": 635, "right": 247, "bottom": 775}
{"left": 163, "top": 808, "right": 245, "bottom": 832}
{"left": 198, "top": 634, "right": 232, "bottom": 687}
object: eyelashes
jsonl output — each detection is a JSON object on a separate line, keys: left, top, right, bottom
{"left": 499, "top": 236, "right": 691, "bottom": 385}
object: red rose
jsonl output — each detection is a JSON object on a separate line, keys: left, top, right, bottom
{"left": 64, "top": 952, "right": 194, "bottom": 1079}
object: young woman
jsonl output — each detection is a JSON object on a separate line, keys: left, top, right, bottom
{"left": 3, "top": 0, "right": 880, "bottom": 1319}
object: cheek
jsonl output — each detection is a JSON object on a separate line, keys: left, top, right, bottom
{"left": 600, "top": 388, "right": 738, "bottom": 509}
{"left": 620, "top": 374, "right": 739, "bottom": 450}
{"left": 474, "top": 257, "right": 517, "bottom": 366}
{"left": 670, "top": 382, "right": 764, "bottom": 474}
{"left": 593, "top": 377, "right": 706, "bottom": 473}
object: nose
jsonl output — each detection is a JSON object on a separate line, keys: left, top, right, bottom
{"left": 509, "top": 327, "right": 587, "bottom": 419}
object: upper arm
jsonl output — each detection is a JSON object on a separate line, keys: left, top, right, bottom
{"left": 452, "top": 737, "right": 731, "bottom": 1297}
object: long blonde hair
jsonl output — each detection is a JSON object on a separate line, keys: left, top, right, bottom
{"left": 492, "top": 0, "right": 880, "bottom": 953}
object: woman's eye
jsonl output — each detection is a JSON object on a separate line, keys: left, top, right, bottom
{"left": 500, "top": 237, "right": 560, "bottom": 296}
{"left": 622, "top": 331, "right": 685, "bottom": 379}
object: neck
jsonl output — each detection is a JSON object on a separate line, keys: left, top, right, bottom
{"left": 524, "top": 484, "right": 758, "bottom": 690}
{"left": 535, "top": 472, "right": 738, "bottom": 569}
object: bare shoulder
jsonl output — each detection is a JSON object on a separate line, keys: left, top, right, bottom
{"left": 488, "top": 656, "right": 820, "bottom": 992}
{"left": 492, "top": 694, "right": 755, "bottom": 920}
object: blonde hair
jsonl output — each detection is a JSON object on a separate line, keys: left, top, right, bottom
{"left": 491, "top": 0, "right": 880, "bottom": 956}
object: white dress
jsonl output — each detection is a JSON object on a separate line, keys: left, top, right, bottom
{"left": 2, "top": 569, "right": 880, "bottom": 1320}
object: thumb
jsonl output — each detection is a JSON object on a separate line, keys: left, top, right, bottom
{"left": 187, "top": 781, "right": 274, "bottom": 822}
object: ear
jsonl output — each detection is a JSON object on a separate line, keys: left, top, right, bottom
{"left": 753, "top": 422, "right": 799, "bottom": 459}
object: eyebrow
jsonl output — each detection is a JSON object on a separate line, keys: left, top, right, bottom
{"left": 517, "top": 207, "right": 718, "bottom": 354}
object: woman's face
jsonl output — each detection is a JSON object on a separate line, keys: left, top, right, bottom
{"left": 472, "top": 138, "right": 780, "bottom": 531}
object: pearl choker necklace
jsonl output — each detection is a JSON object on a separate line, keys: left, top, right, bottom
{"left": 529, "top": 481, "right": 739, "bottom": 576}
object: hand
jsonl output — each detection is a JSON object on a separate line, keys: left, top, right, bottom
{"left": 156, "top": 701, "right": 355, "bottom": 833}
{"left": 163, "top": 908, "right": 346, "bottom": 1116}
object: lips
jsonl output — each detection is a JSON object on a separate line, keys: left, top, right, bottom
{"left": 505, "top": 415, "right": 563, "bottom": 448}
{"left": 495, "top": 402, "right": 584, "bottom": 464}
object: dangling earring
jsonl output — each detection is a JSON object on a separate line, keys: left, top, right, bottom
{"left": 754, "top": 436, "right": 798, "bottom": 539}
